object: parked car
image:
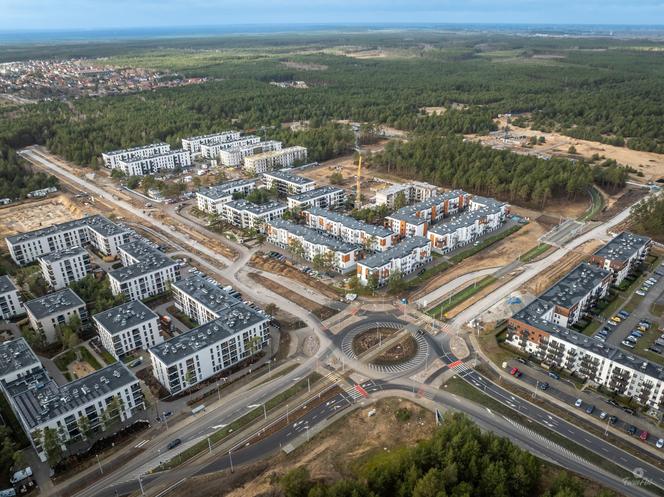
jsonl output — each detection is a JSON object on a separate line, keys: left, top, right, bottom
{"left": 574, "top": 398, "right": 583, "bottom": 408}
{"left": 609, "top": 415, "right": 619, "bottom": 425}
{"left": 626, "top": 425, "right": 638, "bottom": 436}
{"left": 621, "top": 340, "right": 635, "bottom": 348}
{"left": 539, "top": 382, "right": 549, "bottom": 391}
{"left": 618, "top": 310, "right": 630, "bottom": 318}
{"left": 656, "top": 438, "right": 664, "bottom": 449}
{"left": 636, "top": 290, "right": 646, "bottom": 296}
{"left": 640, "top": 431, "right": 649, "bottom": 441}
{"left": 623, "top": 407, "right": 636, "bottom": 416}
{"left": 516, "top": 358, "right": 527, "bottom": 365}
{"left": 599, "top": 411, "right": 608, "bottom": 420}
{"left": 548, "top": 371, "right": 560, "bottom": 380}
{"left": 585, "top": 405, "right": 595, "bottom": 414}
{"left": 167, "top": 438, "right": 182, "bottom": 450}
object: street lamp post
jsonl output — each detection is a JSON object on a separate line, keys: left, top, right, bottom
{"left": 229, "top": 450, "right": 234, "bottom": 473}
{"left": 208, "top": 436, "right": 212, "bottom": 453}
{"left": 96, "top": 454, "right": 103, "bottom": 474}
{"left": 138, "top": 475, "right": 145, "bottom": 496}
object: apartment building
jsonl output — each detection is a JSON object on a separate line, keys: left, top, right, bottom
{"left": 195, "top": 179, "right": 257, "bottom": 214}
{"left": 108, "top": 241, "right": 180, "bottom": 301}
{"left": 24, "top": 288, "right": 88, "bottom": 344}
{"left": 220, "top": 199, "right": 286, "bottom": 231}
{"left": 38, "top": 246, "right": 91, "bottom": 290}
{"left": 172, "top": 275, "right": 240, "bottom": 325}
{"left": 93, "top": 301, "right": 162, "bottom": 360}
{"left": 182, "top": 131, "right": 241, "bottom": 155}
{"left": 243, "top": 146, "right": 308, "bottom": 174}
{"left": 219, "top": 140, "right": 282, "bottom": 167}
{"left": 150, "top": 303, "right": 270, "bottom": 394}
{"left": 102, "top": 143, "right": 170, "bottom": 168}
{"left": 287, "top": 186, "right": 346, "bottom": 210}
{"left": 267, "top": 219, "right": 359, "bottom": 273}
{"left": 427, "top": 200, "right": 508, "bottom": 254}
{"left": 1, "top": 360, "right": 144, "bottom": 461}
{"left": 469, "top": 195, "right": 511, "bottom": 216}
{"left": 0, "top": 275, "right": 24, "bottom": 320}
{"left": 506, "top": 299, "right": 664, "bottom": 410}
{"left": 357, "top": 236, "right": 432, "bottom": 286}
{"left": 0, "top": 338, "right": 42, "bottom": 384}
{"left": 375, "top": 181, "right": 439, "bottom": 207}
{"left": 5, "top": 215, "right": 131, "bottom": 266}
{"left": 303, "top": 208, "right": 395, "bottom": 252}
{"left": 385, "top": 190, "right": 470, "bottom": 238}
{"left": 116, "top": 149, "right": 191, "bottom": 176}
{"left": 200, "top": 135, "right": 261, "bottom": 160}
{"left": 262, "top": 170, "right": 316, "bottom": 195}
{"left": 589, "top": 232, "right": 651, "bottom": 286}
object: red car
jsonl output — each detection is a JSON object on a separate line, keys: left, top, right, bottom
{"left": 510, "top": 367, "right": 523, "bottom": 378}
{"left": 640, "top": 431, "right": 649, "bottom": 442}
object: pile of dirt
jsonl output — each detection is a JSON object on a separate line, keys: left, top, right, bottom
{"left": 352, "top": 327, "right": 417, "bottom": 365}
{"left": 592, "top": 188, "right": 648, "bottom": 222}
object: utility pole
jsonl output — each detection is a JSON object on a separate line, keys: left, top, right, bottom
{"left": 229, "top": 450, "right": 234, "bottom": 473}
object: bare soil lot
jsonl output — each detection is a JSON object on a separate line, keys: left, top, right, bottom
{"left": 0, "top": 195, "right": 87, "bottom": 240}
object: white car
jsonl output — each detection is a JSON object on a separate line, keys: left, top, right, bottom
{"left": 574, "top": 398, "right": 583, "bottom": 408}
{"left": 656, "top": 438, "right": 664, "bottom": 449}
{"left": 636, "top": 290, "right": 646, "bottom": 296}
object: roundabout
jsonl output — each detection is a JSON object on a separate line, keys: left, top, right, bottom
{"left": 340, "top": 318, "right": 429, "bottom": 374}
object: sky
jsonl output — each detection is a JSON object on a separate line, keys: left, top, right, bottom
{"left": 0, "top": 0, "right": 663, "bottom": 31}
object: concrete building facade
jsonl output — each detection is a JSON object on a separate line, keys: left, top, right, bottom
{"left": 38, "top": 246, "right": 91, "bottom": 290}
{"left": 24, "top": 288, "right": 88, "bottom": 344}
{"left": 243, "top": 146, "right": 308, "bottom": 174}
{"left": 357, "top": 236, "right": 432, "bottom": 286}
{"left": 303, "top": 208, "right": 395, "bottom": 252}
{"left": 195, "top": 179, "right": 257, "bottom": 214}
{"left": 0, "top": 275, "right": 24, "bottom": 320}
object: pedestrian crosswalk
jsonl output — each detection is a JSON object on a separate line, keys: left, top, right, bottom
{"left": 448, "top": 360, "right": 473, "bottom": 377}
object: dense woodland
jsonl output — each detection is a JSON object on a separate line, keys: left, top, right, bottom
{"left": 274, "top": 412, "right": 615, "bottom": 497}
{"left": 631, "top": 196, "right": 664, "bottom": 242}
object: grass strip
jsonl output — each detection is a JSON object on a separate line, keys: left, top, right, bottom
{"left": 427, "top": 276, "right": 497, "bottom": 318}
{"left": 519, "top": 243, "right": 552, "bottom": 263}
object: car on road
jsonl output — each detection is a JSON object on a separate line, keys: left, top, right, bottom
{"left": 538, "top": 382, "right": 549, "bottom": 391}
{"left": 510, "top": 367, "right": 522, "bottom": 378}
{"left": 623, "top": 407, "right": 636, "bottom": 416}
{"left": 516, "top": 358, "right": 527, "bottom": 365}
{"left": 585, "top": 405, "right": 595, "bottom": 414}
{"left": 640, "top": 431, "right": 649, "bottom": 441}
{"left": 656, "top": 438, "right": 664, "bottom": 449}
{"left": 626, "top": 425, "right": 638, "bottom": 436}
{"left": 167, "top": 438, "right": 182, "bottom": 450}
{"left": 547, "top": 371, "right": 560, "bottom": 380}
{"left": 574, "top": 398, "right": 583, "bottom": 408}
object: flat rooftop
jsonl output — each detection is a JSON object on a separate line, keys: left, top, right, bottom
{"left": 102, "top": 142, "right": 169, "bottom": 157}
{"left": 6, "top": 362, "right": 138, "bottom": 429}
{"left": 0, "top": 275, "right": 18, "bottom": 295}
{"left": 0, "top": 338, "right": 40, "bottom": 380}
{"left": 223, "top": 140, "right": 281, "bottom": 154}
{"left": 38, "top": 245, "right": 88, "bottom": 264}
{"left": 387, "top": 190, "right": 468, "bottom": 224}
{"left": 225, "top": 199, "right": 286, "bottom": 215}
{"left": 306, "top": 207, "right": 393, "bottom": 238}
{"left": 93, "top": 300, "right": 158, "bottom": 335}
{"left": 24, "top": 288, "right": 85, "bottom": 320}
{"left": 261, "top": 169, "right": 315, "bottom": 185}
{"left": 540, "top": 262, "right": 610, "bottom": 310}
{"left": 471, "top": 195, "right": 507, "bottom": 209}
{"left": 197, "top": 179, "right": 256, "bottom": 200}
{"left": 85, "top": 215, "right": 131, "bottom": 238}
{"left": 117, "top": 149, "right": 189, "bottom": 165}
{"left": 427, "top": 204, "right": 505, "bottom": 236}
{"left": 288, "top": 186, "right": 345, "bottom": 203}
{"left": 173, "top": 275, "right": 240, "bottom": 315}
{"left": 594, "top": 231, "right": 651, "bottom": 262}
{"left": 6, "top": 215, "right": 126, "bottom": 245}
{"left": 359, "top": 236, "right": 430, "bottom": 269}
{"left": 150, "top": 303, "right": 268, "bottom": 365}
{"left": 110, "top": 241, "right": 177, "bottom": 282}
{"left": 246, "top": 146, "right": 306, "bottom": 162}
{"left": 269, "top": 219, "right": 357, "bottom": 253}
{"left": 184, "top": 131, "right": 238, "bottom": 142}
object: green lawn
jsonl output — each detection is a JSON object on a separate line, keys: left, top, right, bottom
{"left": 578, "top": 186, "right": 604, "bottom": 222}
{"left": 427, "top": 276, "right": 497, "bottom": 318}
{"left": 519, "top": 243, "right": 552, "bottom": 263}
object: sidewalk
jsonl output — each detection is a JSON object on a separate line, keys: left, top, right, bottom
{"left": 469, "top": 332, "right": 664, "bottom": 458}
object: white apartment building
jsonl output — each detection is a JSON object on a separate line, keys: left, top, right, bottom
{"left": 287, "top": 186, "right": 346, "bottom": 210}
{"left": 200, "top": 135, "right": 261, "bottom": 160}
{"left": 0, "top": 338, "right": 42, "bottom": 384}
{"left": 375, "top": 181, "right": 439, "bottom": 207}
{"left": 1, "top": 361, "right": 144, "bottom": 461}
{"left": 150, "top": 303, "right": 270, "bottom": 394}
{"left": 38, "top": 246, "right": 91, "bottom": 290}
{"left": 24, "top": 288, "right": 88, "bottom": 344}
{"left": 93, "top": 301, "right": 162, "bottom": 360}
{"left": 262, "top": 169, "right": 316, "bottom": 195}
{"left": 243, "top": 146, "right": 308, "bottom": 174}
{"left": 195, "top": 179, "right": 257, "bottom": 214}
{"left": 182, "top": 131, "right": 241, "bottom": 155}
{"left": 304, "top": 208, "right": 395, "bottom": 252}
{"left": 108, "top": 241, "right": 180, "bottom": 301}
{"left": 172, "top": 275, "right": 240, "bottom": 325}
{"left": 219, "top": 140, "right": 282, "bottom": 167}
{"left": 427, "top": 200, "right": 508, "bottom": 254}
{"left": 220, "top": 200, "right": 287, "bottom": 231}
{"left": 5, "top": 215, "right": 131, "bottom": 266}
{"left": 385, "top": 190, "right": 470, "bottom": 238}
{"left": 0, "top": 275, "right": 24, "bottom": 320}
{"left": 116, "top": 149, "right": 191, "bottom": 176}
{"left": 589, "top": 232, "right": 651, "bottom": 286}
{"left": 102, "top": 143, "right": 170, "bottom": 168}
{"left": 267, "top": 219, "right": 359, "bottom": 273}
{"left": 357, "top": 236, "right": 432, "bottom": 286}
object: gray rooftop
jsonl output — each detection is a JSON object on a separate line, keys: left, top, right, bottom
{"left": 386, "top": 190, "right": 468, "bottom": 224}
{"left": 197, "top": 179, "right": 256, "bottom": 200}
{"left": 184, "top": 131, "right": 238, "bottom": 142}
{"left": 150, "top": 303, "right": 268, "bottom": 365}
{"left": 103, "top": 142, "right": 169, "bottom": 157}
{"left": 359, "top": 236, "right": 430, "bottom": 269}
{"left": 594, "top": 231, "right": 651, "bottom": 262}
{"left": 225, "top": 199, "right": 286, "bottom": 216}
{"left": 118, "top": 149, "right": 189, "bottom": 165}
{"left": 173, "top": 275, "right": 240, "bottom": 315}
{"left": 288, "top": 186, "right": 345, "bottom": 203}
{"left": 0, "top": 338, "right": 40, "bottom": 380}
{"left": 269, "top": 219, "right": 358, "bottom": 253}
{"left": 93, "top": 301, "right": 158, "bottom": 335}
{"left": 471, "top": 195, "right": 507, "bottom": 209}
{"left": 110, "top": 241, "right": 177, "bottom": 283}
{"left": 540, "top": 262, "right": 610, "bottom": 310}
{"left": 0, "top": 275, "right": 18, "bottom": 295}
{"left": 5, "top": 362, "right": 139, "bottom": 429}
{"left": 306, "top": 207, "right": 393, "bottom": 238}
{"left": 262, "top": 169, "right": 315, "bottom": 185}
{"left": 38, "top": 245, "right": 88, "bottom": 264}
{"left": 24, "top": 288, "right": 85, "bottom": 320}
{"left": 6, "top": 215, "right": 127, "bottom": 245}
{"left": 428, "top": 204, "right": 505, "bottom": 237}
